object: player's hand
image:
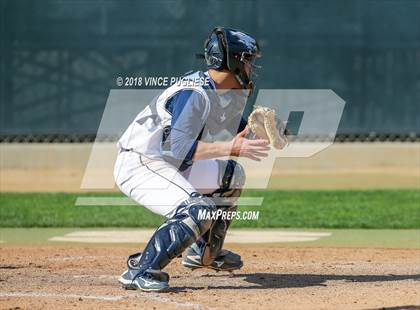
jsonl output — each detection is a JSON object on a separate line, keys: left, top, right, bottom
{"left": 229, "top": 126, "right": 270, "bottom": 161}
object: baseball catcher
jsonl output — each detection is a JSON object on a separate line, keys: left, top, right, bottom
{"left": 114, "top": 26, "right": 286, "bottom": 292}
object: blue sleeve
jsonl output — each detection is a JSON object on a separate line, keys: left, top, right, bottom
{"left": 166, "top": 90, "right": 207, "bottom": 161}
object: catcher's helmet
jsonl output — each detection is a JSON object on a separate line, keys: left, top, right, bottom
{"left": 202, "top": 27, "right": 261, "bottom": 93}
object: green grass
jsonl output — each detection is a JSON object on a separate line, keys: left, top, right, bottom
{"left": 0, "top": 190, "right": 419, "bottom": 228}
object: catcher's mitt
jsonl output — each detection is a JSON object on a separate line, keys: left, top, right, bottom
{"left": 248, "top": 106, "right": 288, "bottom": 150}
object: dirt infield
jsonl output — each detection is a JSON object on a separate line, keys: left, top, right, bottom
{"left": 1, "top": 245, "right": 419, "bottom": 309}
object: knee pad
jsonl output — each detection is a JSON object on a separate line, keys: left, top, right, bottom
{"left": 135, "top": 193, "right": 216, "bottom": 272}
{"left": 127, "top": 251, "right": 142, "bottom": 269}
{"left": 218, "top": 159, "right": 246, "bottom": 192}
{"left": 207, "top": 160, "right": 246, "bottom": 203}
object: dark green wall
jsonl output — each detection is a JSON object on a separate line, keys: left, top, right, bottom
{"left": 1, "top": 0, "right": 419, "bottom": 137}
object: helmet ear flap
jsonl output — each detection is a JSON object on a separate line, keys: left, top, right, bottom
{"left": 215, "top": 27, "right": 229, "bottom": 69}
{"left": 204, "top": 27, "right": 228, "bottom": 70}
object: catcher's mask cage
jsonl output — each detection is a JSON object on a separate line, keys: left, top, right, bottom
{"left": 199, "top": 26, "right": 261, "bottom": 95}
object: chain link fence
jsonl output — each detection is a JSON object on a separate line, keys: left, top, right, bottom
{"left": 1, "top": 133, "right": 419, "bottom": 143}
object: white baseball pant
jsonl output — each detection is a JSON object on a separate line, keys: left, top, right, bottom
{"left": 114, "top": 150, "right": 221, "bottom": 218}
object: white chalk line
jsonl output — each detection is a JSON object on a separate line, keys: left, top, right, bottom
{"left": 131, "top": 292, "right": 212, "bottom": 310}
{"left": 47, "top": 255, "right": 123, "bottom": 261}
{"left": 0, "top": 291, "right": 122, "bottom": 301}
{"left": 49, "top": 229, "right": 332, "bottom": 244}
{"left": 72, "top": 274, "right": 116, "bottom": 279}
{"left": 0, "top": 291, "right": 211, "bottom": 310}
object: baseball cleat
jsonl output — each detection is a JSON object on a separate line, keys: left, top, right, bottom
{"left": 119, "top": 269, "right": 170, "bottom": 292}
{"left": 118, "top": 268, "right": 140, "bottom": 290}
{"left": 182, "top": 244, "right": 243, "bottom": 272}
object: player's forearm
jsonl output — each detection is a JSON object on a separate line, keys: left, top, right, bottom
{"left": 192, "top": 141, "right": 232, "bottom": 160}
